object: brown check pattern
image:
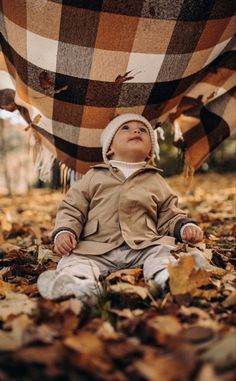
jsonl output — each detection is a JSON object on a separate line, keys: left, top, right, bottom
{"left": 0, "top": 0, "right": 235, "bottom": 176}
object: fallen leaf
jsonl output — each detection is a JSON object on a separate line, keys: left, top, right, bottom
{"left": 96, "top": 321, "right": 121, "bottom": 340}
{"left": 181, "top": 326, "right": 214, "bottom": 343}
{"left": 0, "top": 280, "right": 16, "bottom": 297}
{"left": 109, "top": 308, "right": 144, "bottom": 319}
{"left": 23, "top": 323, "right": 59, "bottom": 345}
{"left": 0, "top": 314, "right": 32, "bottom": 351}
{"left": 107, "top": 268, "right": 142, "bottom": 285}
{"left": 109, "top": 282, "right": 149, "bottom": 300}
{"left": 37, "top": 246, "right": 56, "bottom": 264}
{"left": 0, "top": 242, "right": 21, "bottom": 253}
{"left": 201, "top": 334, "right": 236, "bottom": 370}
{"left": 196, "top": 363, "right": 222, "bottom": 381}
{"left": 0, "top": 292, "right": 36, "bottom": 320}
{"left": 146, "top": 315, "right": 182, "bottom": 345}
{"left": 64, "top": 331, "right": 115, "bottom": 375}
{"left": 223, "top": 291, "right": 236, "bottom": 307}
{"left": 168, "top": 256, "right": 210, "bottom": 296}
{"left": 60, "top": 298, "right": 83, "bottom": 315}
{"left": 14, "top": 342, "right": 64, "bottom": 377}
{"left": 129, "top": 345, "right": 196, "bottom": 381}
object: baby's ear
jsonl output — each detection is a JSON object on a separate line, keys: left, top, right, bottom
{"left": 106, "top": 148, "right": 114, "bottom": 158}
{"left": 145, "top": 151, "right": 152, "bottom": 161}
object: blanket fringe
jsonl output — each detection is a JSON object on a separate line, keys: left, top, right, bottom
{"left": 183, "top": 151, "right": 195, "bottom": 186}
{"left": 59, "top": 163, "right": 83, "bottom": 192}
{"left": 29, "top": 132, "right": 55, "bottom": 182}
{"left": 28, "top": 130, "right": 84, "bottom": 189}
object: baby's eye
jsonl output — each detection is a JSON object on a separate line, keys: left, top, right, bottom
{"left": 121, "top": 124, "right": 129, "bottom": 130}
{"left": 140, "top": 127, "right": 148, "bottom": 133}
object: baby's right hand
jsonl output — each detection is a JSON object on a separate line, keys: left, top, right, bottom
{"left": 54, "top": 232, "right": 77, "bottom": 257}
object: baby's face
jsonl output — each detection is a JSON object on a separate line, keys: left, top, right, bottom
{"left": 107, "top": 121, "right": 152, "bottom": 162}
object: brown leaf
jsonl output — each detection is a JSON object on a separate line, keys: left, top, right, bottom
{"left": 181, "top": 326, "right": 214, "bottom": 343}
{"left": 223, "top": 291, "right": 236, "bottom": 307}
{"left": 109, "top": 282, "right": 149, "bottom": 300}
{"left": 14, "top": 342, "right": 64, "bottom": 377}
{"left": 128, "top": 345, "right": 196, "bottom": 381}
{"left": 168, "top": 256, "right": 210, "bottom": 296}
{"left": 64, "top": 331, "right": 114, "bottom": 374}
{"left": 146, "top": 315, "right": 182, "bottom": 345}
{"left": 107, "top": 268, "right": 142, "bottom": 284}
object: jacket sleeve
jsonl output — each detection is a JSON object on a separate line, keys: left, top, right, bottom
{"left": 156, "top": 177, "right": 197, "bottom": 241}
{"left": 51, "top": 171, "right": 94, "bottom": 241}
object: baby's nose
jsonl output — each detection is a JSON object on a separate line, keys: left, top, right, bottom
{"left": 133, "top": 128, "right": 141, "bottom": 133}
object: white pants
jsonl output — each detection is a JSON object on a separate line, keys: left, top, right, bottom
{"left": 37, "top": 243, "right": 206, "bottom": 298}
{"left": 56, "top": 243, "right": 177, "bottom": 282}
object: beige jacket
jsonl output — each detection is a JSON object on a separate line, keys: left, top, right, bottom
{"left": 52, "top": 164, "right": 194, "bottom": 255}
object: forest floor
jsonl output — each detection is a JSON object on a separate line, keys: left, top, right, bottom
{"left": 0, "top": 172, "right": 235, "bottom": 381}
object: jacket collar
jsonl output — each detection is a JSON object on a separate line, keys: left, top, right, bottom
{"left": 91, "top": 163, "right": 163, "bottom": 173}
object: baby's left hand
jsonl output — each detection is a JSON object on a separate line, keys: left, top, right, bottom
{"left": 182, "top": 225, "right": 203, "bottom": 244}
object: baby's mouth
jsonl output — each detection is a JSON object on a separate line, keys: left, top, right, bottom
{"left": 130, "top": 136, "right": 142, "bottom": 141}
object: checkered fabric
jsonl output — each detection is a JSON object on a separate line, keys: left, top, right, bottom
{"left": 0, "top": 0, "right": 235, "bottom": 178}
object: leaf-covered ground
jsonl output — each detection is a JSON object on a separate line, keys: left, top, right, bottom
{"left": 0, "top": 173, "right": 235, "bottom": 381}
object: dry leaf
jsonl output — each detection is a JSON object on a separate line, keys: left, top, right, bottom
{"left": 107, "top": 268, "right": 142, "bottom": 284}
{"left": 168, "top": 256, "right": 210, "bottom": 296}
{"left": 146, "top": 315, "right": 182, "bottom": 345}
{"left": 130, "top": 345, "right": 195, "bottom": 381}
{"left": 96, "top": 321, "right": 120, "bottom": 340}
{"left": 201, "top": 334, "right": 236, "bottom": 370}
{"left": 109, "top": 308, "right": 144, "bottom": 319}
{"left": 0, "top": 292, "right": 36, "bottom": 320}
{"left": 223, "top": 291, "right": 236, "bottom": 307}
{"left": 64, "top": 331, "right": 114, "bottom": 374}
{"left": 196, "top": 363, "right": 222, "bottom": 381}
{"left": 0, "top": 280, "right": 16, "bottom": 297}
{"left": 60, "top": 298, "right": 83, "bottom": 315}
{"left": 0, "top": 314, "right": 32, "bottom": 351}
{"left": 109, "top": 282, "right": 149, "bottom": 300}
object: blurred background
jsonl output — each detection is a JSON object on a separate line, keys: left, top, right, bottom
{"left": 0, "top": 109, "right": 235, "bottom": 195}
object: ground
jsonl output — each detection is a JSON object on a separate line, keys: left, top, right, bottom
{"left": 0, "top": 172, "right": 235, "bottom": 381}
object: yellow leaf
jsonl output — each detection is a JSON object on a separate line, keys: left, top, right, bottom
{"left": 0, "top": 280, "right": 16, "bottom": 297}
{"left": 168, "top": 256, "right": 210, "bottom": 296}
{"left": 0, "top": 315, "right": 32, "bottom": 351}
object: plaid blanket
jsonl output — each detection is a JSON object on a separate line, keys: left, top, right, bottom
{"left": 0, "top": 0, "right": 235, "bottom": 180}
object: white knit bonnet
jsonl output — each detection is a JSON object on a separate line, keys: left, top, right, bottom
{"left": 100, "top": 113, "right": 160, "bottom": 164}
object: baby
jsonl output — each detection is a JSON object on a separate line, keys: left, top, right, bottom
{"left": 37, "top": 113, "right": 204, "bottom": 299}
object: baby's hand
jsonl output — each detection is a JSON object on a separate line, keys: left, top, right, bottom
{"left": 54, "top": 232, "right": 77, "bottom": 257}
{"left": 182, "top": 225, "right": 203, "bottom": 244}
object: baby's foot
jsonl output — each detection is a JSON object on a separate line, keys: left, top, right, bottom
{"left": 37, "top": 270, "right": 57, "bottom": 299}
{"left": 154, "top": 268, "right": 169, "bottom": 289}
{"left": 48, "top": 272, "right": 102, "bottom": 300}
{"left": 50, "top": 273, "right": 78, "bottom": 299}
